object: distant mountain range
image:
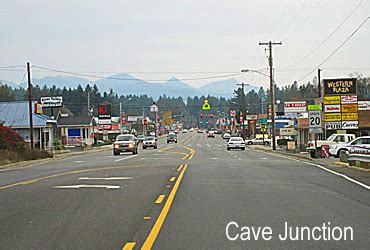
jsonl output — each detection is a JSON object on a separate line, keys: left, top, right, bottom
{"left": 1, "top": 74, "right": 260, "bottom": 98}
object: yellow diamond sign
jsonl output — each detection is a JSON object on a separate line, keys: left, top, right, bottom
{"left": 202, "top": 99, "right": 211, "bottom": 110}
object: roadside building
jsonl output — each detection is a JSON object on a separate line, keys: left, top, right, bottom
{"left": 0, "top": 101, "right": 56, "bottom": 150}
{"left": 57, "top": 113, "right": 95, "bottom": 146}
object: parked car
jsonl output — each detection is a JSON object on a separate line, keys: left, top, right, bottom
{"left": 207, "top": 131, "right": 215, "bottom": 138}
{"left": 189, "top": 128, "right": 195, "bottom": 132}
{"left": 167, "top": 133, "right": 178, "bottom": 143}
{"left": 197, "top": 129, "right": 203, "bottom": 133}
{"left": 227, "top": 137, "right": 246, "bottom": 150}
{"left": 143, "top": 136, "right": 158, "bottom": 149}
{"left": 182, "top": 129, "right": 188, "bottom": 133}
{"left": 245, "top": 138, "right": 271, "bottom": 145}
{"left": 113, "top": 134, "right": 138, "bottom": 155}
{"left": 307, "top": 134, "right": 355, "bottom": 151}
{"left": 329, "top": 136, "right": 370, "bottom": 157}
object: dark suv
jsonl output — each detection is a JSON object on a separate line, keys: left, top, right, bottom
{"left": 113, "top": 134, "right": 139, "bottom": 155}
{"left": 167, "top": 133, "right": 178, "bottom": 143}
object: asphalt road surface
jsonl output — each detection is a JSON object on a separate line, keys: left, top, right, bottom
{"left": 0, "top": 132, "right": 369, "bottom": 249}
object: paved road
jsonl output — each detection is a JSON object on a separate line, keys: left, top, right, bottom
{"left": 0, "top": 132, "right": 369, "bottom": 249}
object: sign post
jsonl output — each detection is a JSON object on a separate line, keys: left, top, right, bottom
{"left": 308, "top": 104, "right": 323, "bottom": 151}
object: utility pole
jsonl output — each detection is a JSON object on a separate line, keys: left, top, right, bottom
{"left": 318, "top": 68, "right": 322, "bottom": 98}
{"left": 27, "top": 62, "right": 34, "bottom": 149}
{"left": 259, "top": 41, "right": 282, "bottom": 151}
{"left": 237, "top": 82, "right": 246, "bottom": 139}
{"left": 87, "top": 91, "right": 90, "bottom": 116}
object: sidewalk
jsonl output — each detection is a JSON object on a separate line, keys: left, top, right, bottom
{"left": 251, "top": 145, "right": 370, "bottom": 187}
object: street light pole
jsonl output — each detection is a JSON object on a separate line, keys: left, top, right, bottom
{"left": 237, "top": 82, "right": 246, "bottom": 139}
{"left": 258, "top": 41, "right": 282, "bottom": 150}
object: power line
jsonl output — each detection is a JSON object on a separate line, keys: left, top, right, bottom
{"left": 283, "top": 0, "right": 365, "bottom": 68}
{"left": 297, "top": 17, "right": 370, "bottom": 82}
{"left": 277, "top": 0, "right": 306, "bottom": 39}
{"left": 0, "top": 65, "right": 25, "bottom": 69}
{"left": 32, "top": 65, "right": 245, "bottom": 82}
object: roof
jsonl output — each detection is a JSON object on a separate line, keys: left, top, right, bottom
{"left": 0, "top": 101, "right": 55, "bottom": 128}
{"left": 57, "top": 116, "right": 95, "bottom": 127}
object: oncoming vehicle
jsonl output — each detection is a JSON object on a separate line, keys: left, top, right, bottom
{"left": 207, "top": 131, "right": 215, "bottom": 138}
{"left": 222, "top": 133, "right": 231, "bottom": 140}
{"left": 167, "top": 133, "right": 178, "bottom": 143}
{"left": 137, "top": 134, "right": 145, "bottom": 143}
{"left": 227, "top": 137, "right": 246, "bottom": 150}
{"left": 143, "top": 136, "right": 158, "bottom": 149}
{"left": 113, "top": 134, "right": 138, "bottom": 155}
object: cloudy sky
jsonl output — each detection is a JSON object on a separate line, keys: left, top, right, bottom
{"left": 1, "top": 0, "right": 369, "bottom": 88}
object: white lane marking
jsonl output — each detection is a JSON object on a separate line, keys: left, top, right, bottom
{"left": 304, "top": 161, "right": 370, "bottom": 190}
{"left": 210, "top": 158, "right": 218, "bottom": 160}
{"left": 234, "top": 155, "right": 237, "bottom": 158}
{"left": 75, "top": 160, "right": 84, "bottom": 163}
{"left": 260, "top": 158, "right": 268, "bottom": 160}
{"left": 114, "top": 155, "right": 137, "bottom": 162}
{"left": 78, "top": 177, "right": 134, "bottom": 180}
{"left": 261, "top": 151, "right": 370, "bottom": 190}
{"left": 54, "top": 185, "right": 120, "bottom": 189}
{"left": 239, "top": 158, "right": 242, "bottom": 161}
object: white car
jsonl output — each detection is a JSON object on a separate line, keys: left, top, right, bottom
{"left": 329, "top": 136, "right": 370, "bottom": 157}
{"left": 189, "top": 128, "right": 195, "bottom": 132}
{"left": 245, "top": 138, "right": 271, "bottom": 145}
{"left": 227, "top": 137, "right": 246, "bottom": 150}
{"left": 182, "top": 129, "right": 187, "bottom": 133}
{"left": 222, "top": 133, "right": 231, "bottom": 140}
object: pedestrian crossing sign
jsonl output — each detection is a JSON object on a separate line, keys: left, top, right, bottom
{"left": 202, "top": 100, "right": 211, "bottom": 110}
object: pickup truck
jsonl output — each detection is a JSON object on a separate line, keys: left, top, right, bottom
{"left": 307, "top": 134, "right": 356, "bottom": 156}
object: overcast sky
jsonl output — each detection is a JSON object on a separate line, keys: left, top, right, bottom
{"left": 1, "top": 0, "right": 369, "bottom": 88}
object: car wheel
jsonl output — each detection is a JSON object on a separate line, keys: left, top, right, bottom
{"left": 247, "top": 142, "right": 253, "bottom": 145}
{"left": 113, "top": 151, "right": 119, "bottom": 156}
{"left": 154, "top": 146, "right": 158, "bottom": 149}
{"left": 143, "top": 146, "right": 146, "bottom": 150}
{"left": 337, "top": 149, "right": 347, "bottom": 158}
{"left": 241, "top": 148, "right": 245, "bottom": 150}
{"left": 264, "top": 141, "right": 269, "bottom": 145}
{"left": 227, "top": 147, "right": 230, "bottom": 150}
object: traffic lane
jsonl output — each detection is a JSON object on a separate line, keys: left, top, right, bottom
{"left": 0, "top": 160, "right": 182, "bottom": 250}
{"left": 155, "top": 134, "right": 370, "bottom": 249}
{"left": 0, "top": 134, "right": 193, "bottom": 188}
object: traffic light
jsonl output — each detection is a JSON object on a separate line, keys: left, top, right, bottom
{"left": 210, "top": 114, "right": 213, "bottom": 118}
{"left": 200, "top": 113, "right": 203, "bottom": 118}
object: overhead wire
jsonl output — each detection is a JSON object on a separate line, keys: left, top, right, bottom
{"left": 297, "top": 17, "right": 370, "bottom": 82}
{"left": 32, "top": 65, "right": 245, "bottom": 82}
{"left": 283, "top": 0, "right": 365, "bottom": 68}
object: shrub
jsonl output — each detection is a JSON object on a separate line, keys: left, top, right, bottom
{"left": 0, "top": 125, "right": 25, "bottom": 151}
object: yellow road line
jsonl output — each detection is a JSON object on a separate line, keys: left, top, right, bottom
{"left": 181, "top": 154, "right": 189, "bottom": 160}
{"left": 158, "top": 145, "right": 175, "bottom": 152}
{"left": 182, "top": 145, "right": 195, "bottom": 160}
{"left": 177, "top": 164, "right": 183, "bottom": 172}
{"left": 170, "top": 177, "right": 176, "bottom": 182}
{"left": 122, "top": 242, "right": 136, "bottom": 250}
{"left": 166, "top": 185, "right": 171, "bottom": 188}
{"left": 141, "top": 164, "right": 188, "bottom": 249}
{"left": 144, "top": 216, "right": 151, "bottom": 220}
{"left": 0, "top": 164, "right": 152, "bottom": 191}
{"left": 155, "top": 194, "right": 166, "bottom": 204}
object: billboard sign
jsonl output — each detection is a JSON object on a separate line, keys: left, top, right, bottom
{"left": 323, "top": 78, "right": 357, "bottom": 95}
{"left": 341, "top": 95, "right": 358, "bottom": 104}
{"left": 341, "top": 104, "right": 358, "bottom": 113}
{"left": 341, "top": 121, "right": 358, "bottom": 129}
{"left": 284, "top": 101, "right": 306, "bottom": 113}
{"left": 98, "top": 103, "right": 111, "bottom": 119}
{"left": 324, "top": 104, "right": 341, "bottom": 113}
{"left": 324, "top": 96, "right": 341, "bottom": 105}
{"left": 358, "top": 101, "right": 370, "bottom": 110}
{"left": 324, "top": 113, "right": 341, "bottom": 122}
{"left": 325, "top": 122, "right": 341, "bottom": 130}
{"left": 40, "top": 96, "right": 63, "bottom": 108}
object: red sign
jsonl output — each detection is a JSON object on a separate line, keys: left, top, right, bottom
{"left": 102, "top": 125, "right": 112, "bottom": 130}
{"left": 341, "top": 95, "right": 357, "bottom": 104}
{"left": 121, "top": 112, "right": 127, "bottom": 125}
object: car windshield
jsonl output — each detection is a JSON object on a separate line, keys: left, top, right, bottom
{"left": 116, "top": 135, "right": 134, "bottom": 141}
{"left": 230, "top": 137, "right": 243, "bottom": 141}
{"left": 145, "top": 136, "right": 155, "bottom": 140}
{"left": 138, "top": 135, "right": 145, "bottom": 138}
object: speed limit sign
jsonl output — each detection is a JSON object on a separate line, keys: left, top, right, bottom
{"left": 308, "top": 110, "right": 322, "bottom": 128}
